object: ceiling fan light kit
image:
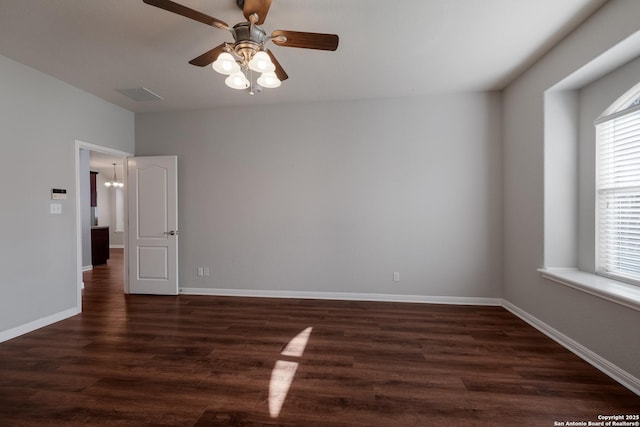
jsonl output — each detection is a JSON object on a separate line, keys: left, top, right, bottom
{"left": 225, "top": 72, "right": 251, "bottom": 90}
{"left": 212, "top": 52, "right": 240, "bottom": 75}
{"left": 143, "top": 0, "right": 339, "bottom": 94}
{"left": 248, "top": 51, "right": 275, "bottom": 73}
{"left": 212, "top": 23, "right": 280, "bottom": 90}
{"left": 257, "top": 72, "right": 281, "bottom": 89}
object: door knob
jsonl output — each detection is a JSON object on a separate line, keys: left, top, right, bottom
{"left": 164, "top": 230, "right": 179, "bottom": 236}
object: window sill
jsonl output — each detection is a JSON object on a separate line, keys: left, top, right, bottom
{"left": 538, "top": 268, "right": 640, "bottom": 312}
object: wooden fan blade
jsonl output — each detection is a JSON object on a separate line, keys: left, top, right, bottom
{"left": 271, "top": 30, "right": 339, "bottom": 51}
{"left": 267, "top": 49, "right": 288, "bottom": 81}
{"left": 143, "top": 0, "right": 228, "bottom": 29}
{"left": 243, "top": 0, "right": 272, "bottom": 25}
{"left": 189, "top": 43, "right": 227, "bottom": 67}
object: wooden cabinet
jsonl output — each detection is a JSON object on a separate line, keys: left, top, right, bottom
{"left": 91, "top": 226, "right": 109, "bottom": 266}
{"left": 90, "top": 171, "right": 98, "bottom": 207}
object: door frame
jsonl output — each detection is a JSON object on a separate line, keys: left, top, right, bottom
{"left": 74, "top": 140, "right": 133, "bottom": 310}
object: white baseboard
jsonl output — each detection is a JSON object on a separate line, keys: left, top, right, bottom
{"left": 179, "top": 287, "right": 502, "bottom": 306}
{"left": 109, "top": 245, "right": 124, "bottom": 249}
{"left": 82, "top": 265, "right": 93, "bottom": 272}
{"left": 502, "top": 299, "right": 640, "bottom": 396}
{"left": 0, "top": 307, "right": 80, "bottom": 344}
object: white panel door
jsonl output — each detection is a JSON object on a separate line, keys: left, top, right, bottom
{"left": 128, "top": 156, "right": 178, "bottom": 295}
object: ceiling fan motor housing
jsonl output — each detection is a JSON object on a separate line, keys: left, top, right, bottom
{"left": 232, "top": 22, "right": 267, "bottom": 44}
{"left": 231, "top": 22, "right": 267, "bottom": 62}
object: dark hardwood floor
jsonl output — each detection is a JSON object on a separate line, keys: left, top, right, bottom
{"left": 0, "top": 249, "right": 637, "bottom": 426}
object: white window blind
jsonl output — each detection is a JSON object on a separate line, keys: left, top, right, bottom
{"left": 597, "top": 106, "right": 640, "bottom": 285}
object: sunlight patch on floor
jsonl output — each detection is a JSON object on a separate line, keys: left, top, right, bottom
{"left": 268, "top": 326, "right": 313, "bottom": 418}
{"left": 281, "top": 326, "right": 313, "bottom": 357}
{"left": 268, "top": 360, "right": 299, "bottom": 417}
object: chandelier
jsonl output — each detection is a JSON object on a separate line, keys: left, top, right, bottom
{"left": 104, "top": 163, "right": 123, "bottom": 188}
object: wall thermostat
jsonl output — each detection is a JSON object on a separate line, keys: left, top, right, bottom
{"left": 51, "top": 188, "right": 67, "bottom": 200}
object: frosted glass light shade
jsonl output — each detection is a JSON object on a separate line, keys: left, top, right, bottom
{"left": 212, "top": 52, "right": 240, "bottom": 75}
{"left": 257, "top": 72, "right": 281, "bottom": 89}
{"left": 225, "top": 72, "right": 250, "bottom": 90}
{"left": 248, "top": 51, "right": 275, "bottom": 73}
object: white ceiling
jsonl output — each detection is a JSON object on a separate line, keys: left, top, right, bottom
{"left": 89, "top": 151, "right": 125, "bottom": 176}
{"left": 0, "top": 0, "right": 608, "bottom": 113}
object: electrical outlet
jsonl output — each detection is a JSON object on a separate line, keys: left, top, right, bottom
{"left": 203, "top": 267, "right": 210, "bottom": 277}
{"left": 50, "top": 203, "right": 62, "bottom": 215}
{"left": 197, "top": 267, "right": 204, "bottom": 277}
{"left": 393, "top": 272, "right": 400, "bottom": 282}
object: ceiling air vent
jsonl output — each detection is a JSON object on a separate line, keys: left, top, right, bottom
{"left": 116, "top": 87, "right": 163, "bottom": 102}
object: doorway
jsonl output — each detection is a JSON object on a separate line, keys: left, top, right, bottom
{"left": 75, "top": 140, "right": 131, "bottom": 310}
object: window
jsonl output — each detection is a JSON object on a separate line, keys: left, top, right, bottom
{"left": 540, "top": 45, "right": 640, "bottom": 311}
{"left": 596, "top": 95, "right": 640, "bottom": 285}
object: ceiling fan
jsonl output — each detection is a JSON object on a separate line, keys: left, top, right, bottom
{"left": 142, "top": 0, "right": 339, "bottom": 91}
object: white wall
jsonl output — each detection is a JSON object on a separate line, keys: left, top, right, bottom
{"left": 108, "top": 188, "right": 125, "bottom": 247}
{"left": 95, "top": 172, "right": 125, "bottom": 247}
{"left": 0, "top": 53, "right": 134, "bottom": 337}
{"left": 95, "top": 171, "right": 112, "bottom": 228}
{"left": 503, "top": 0, "right": 640, "bottom": 379}
{"left": 80, "top": 149, "right": 92, "bottom": 268}
{"left": 136, "top": 93, "right": 502, "bottom": 300}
